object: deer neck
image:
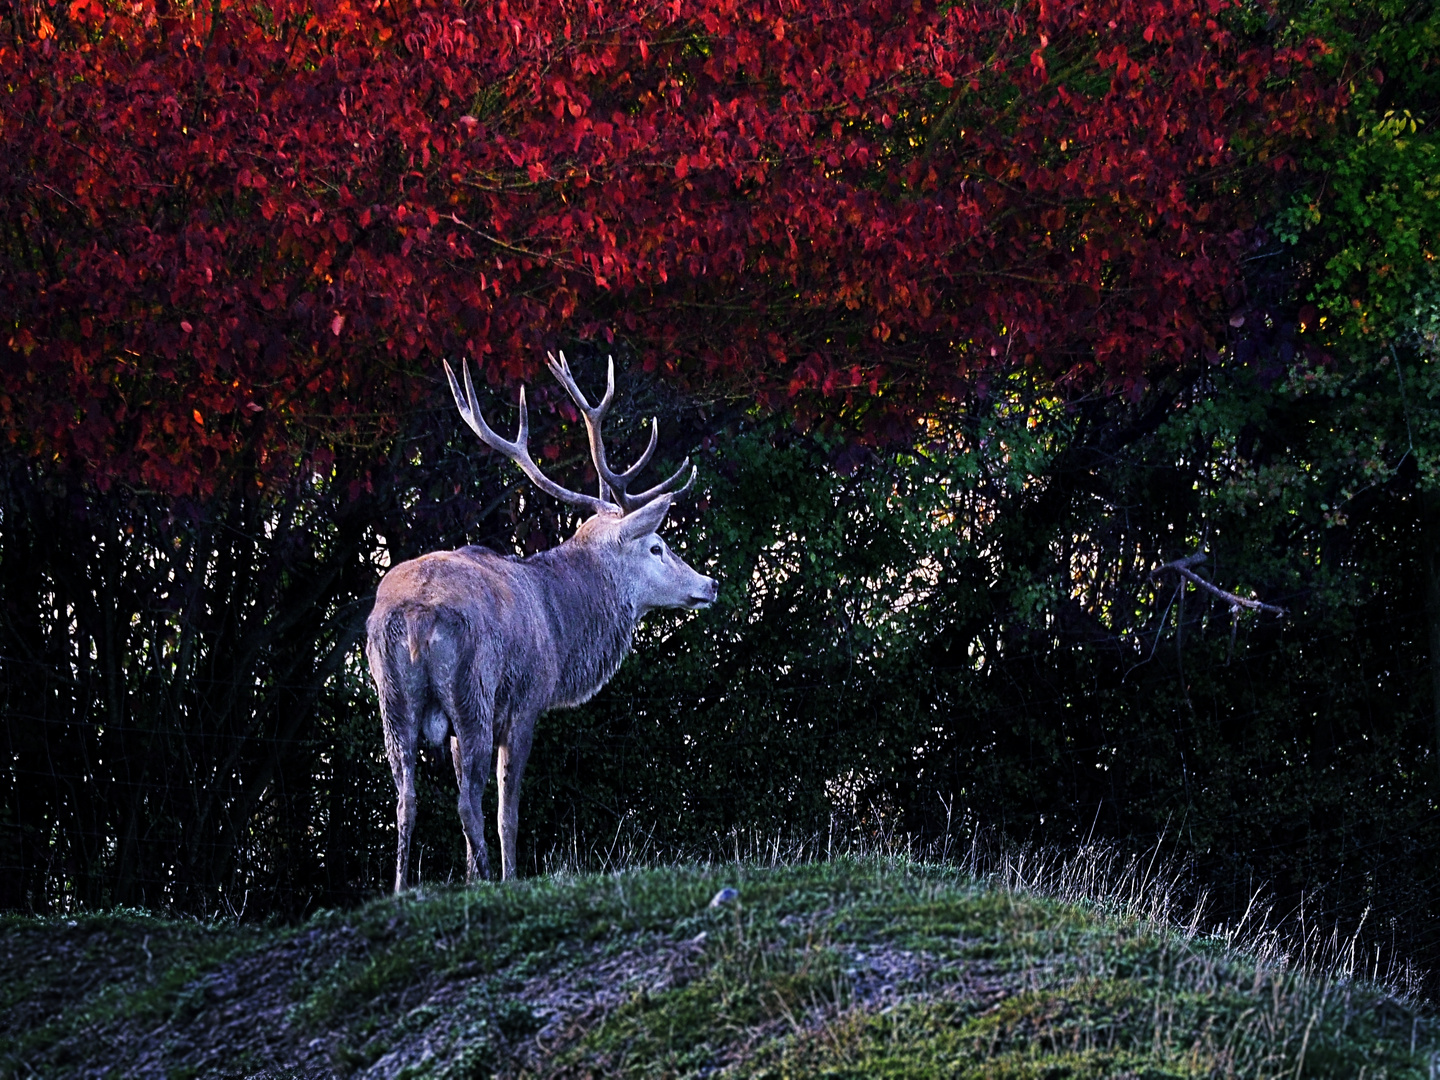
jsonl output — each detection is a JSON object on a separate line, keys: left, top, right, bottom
{"left": 534, "top": 540, "right": 638, "bottom": 710}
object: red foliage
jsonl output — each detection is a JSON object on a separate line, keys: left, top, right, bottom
{"left": 0, "top": 0, "right": 1332, "bottom": 494}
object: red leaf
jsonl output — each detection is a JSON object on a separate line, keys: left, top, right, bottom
{"left": 0, "top": 0, "right": 1330, "bottom": 494}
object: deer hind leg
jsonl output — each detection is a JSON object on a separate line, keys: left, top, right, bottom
{"left": 445, "top": 684, "right": 494, "bottom": 883}
{"left": 375, "top": 673, "right": 419, "bottom": 894}
{"left": 496, "top": 714, "right": 536, "bottom": 882}
{"left": 370, "top": 629, "right": 421, "bottom": 894}
{"left": 450, "top": 726, "right": 493, "bottom": 881}
{"left": 392, "top": 750, "right": 418, "bottom": 893}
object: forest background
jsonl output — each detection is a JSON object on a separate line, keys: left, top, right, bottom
{"left": 3, "top": 0, "right": 1440, "bottom": 982}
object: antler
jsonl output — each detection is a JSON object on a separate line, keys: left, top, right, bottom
{"left": 444, "top": 359, "right": 611, "bottom": 516}
{"left": 545, "top": 351, "right": 695, "bottom": 513}
{"left": 444, "top": 354, "right": 697, "bottom": 517}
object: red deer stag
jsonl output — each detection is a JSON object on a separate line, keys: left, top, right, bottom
{"left": 366, "top": 353, "right": 718, "bottom": 888}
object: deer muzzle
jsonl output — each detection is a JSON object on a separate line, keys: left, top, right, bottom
{"left": 687, "top": 576, "right": 719, "bottom": 609}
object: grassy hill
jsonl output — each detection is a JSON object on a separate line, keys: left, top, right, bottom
{"left": 2, "top": 858, "right": 1434, "bottom": 1078}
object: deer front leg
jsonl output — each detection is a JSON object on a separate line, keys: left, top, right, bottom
{"left": 495, "top": 716, "right": 535, "bottom": 881}
{"left": 452, "top": 722, "right": 494, "bottom": 882}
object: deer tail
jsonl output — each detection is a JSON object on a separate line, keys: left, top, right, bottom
{"left": 402, "top": 607, "right": 436, "bottom": 664}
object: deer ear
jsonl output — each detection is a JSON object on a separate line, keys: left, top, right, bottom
{"left": 617, "top": 495, "right": 673, "bottom": 541}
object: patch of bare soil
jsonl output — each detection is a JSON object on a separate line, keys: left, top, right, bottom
{"left": 837, "top": 940, "right": 1013, "bottom": 1006}
{"left": 690, "top": 942, "right": 1025, "bottom": 1078}
{"left": 519, "top": 933, "right": 710, "bottom": 1049}
{"left": 350, "top": 933, "right": 712, "bottom": 1080}
{"left": 34, "top": 924, "right": 369, "bottom": 1080}
{"left": 21, "top": 926, "right": 715, "bottom": 1079}
{"left": 2, "top": 924, "right": 162, "bottom": 1038}
{"left": 23, "top": 929, "right": 1025, "bottom": 1079}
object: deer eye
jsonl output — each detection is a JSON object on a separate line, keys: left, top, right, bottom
{"left": 650, "top": 544, "right": 663, "bottom": 556}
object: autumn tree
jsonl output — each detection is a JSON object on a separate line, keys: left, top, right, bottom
{"left": 1, "top": 0, "right": 1329, "bottom": 490}
{"left": 0, "top": 0, "right": 1329, "bottom": 912}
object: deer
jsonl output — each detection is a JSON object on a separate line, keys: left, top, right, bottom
{"left": 366, "top": 352, "right": 718, "bottom": 889}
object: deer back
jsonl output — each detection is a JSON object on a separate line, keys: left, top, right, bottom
{"left": 368, "top": 537, "right": 637, "bottom": 726}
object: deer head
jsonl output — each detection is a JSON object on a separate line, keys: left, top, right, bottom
{"left": 442, "top": 353, "right": 717, "bottom": 614}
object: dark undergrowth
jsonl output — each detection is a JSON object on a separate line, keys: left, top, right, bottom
{"left": 3, "top": 857, "right": 1435, "bottom": 1079}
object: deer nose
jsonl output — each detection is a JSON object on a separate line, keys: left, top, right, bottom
{"left": 688, "top": 576, "right": 719, "bottom": 609}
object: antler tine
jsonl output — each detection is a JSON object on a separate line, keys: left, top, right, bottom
{"left": 538, "top": 350, "right": 702, "bottom": 515}
{"left": 609, "top": 417, "right": 660, "bottom": 488}
{"left": 546, "top": 350, "right": 654, "bottom": 511}
{"left": 624, "top": 460, "right": 696, "bottom": 509}
{"left": 446, "top": 357, "right": 503, "bottom": 447}
{"left": 545, "top": 350, "right": 614, "bottom": 503}
{"left": 546, "top": 350, "right": 614, "bottom": 417}
{"left": 444, "top": 358, "right": 608, "bottom": 515}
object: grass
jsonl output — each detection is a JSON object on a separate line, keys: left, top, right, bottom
{"left": 3, "top": 855, "right": 1435, "bottom": 1078}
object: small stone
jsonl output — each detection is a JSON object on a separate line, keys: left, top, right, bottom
{"left": 708, "top": 886, "right": 739, "bottom": 908}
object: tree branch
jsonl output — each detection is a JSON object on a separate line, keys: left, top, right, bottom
{"left": 1149, "top": 551, "right": 1287, "bottom": 617}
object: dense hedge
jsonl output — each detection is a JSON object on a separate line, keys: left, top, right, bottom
{"left": 7, "top": 355, "right": 1440, "bottom": 977}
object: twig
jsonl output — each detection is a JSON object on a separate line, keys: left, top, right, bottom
{"left": 1122, "top": 579, "right": 1181, "bottom": 682}
{"left": 1391, "top": 342, "right": 1415, "bottom": 470}
{"left": 442, "top": 213, "right": 590, "bottom": 277}
{"left": 1149, "top": 551, "right": 1287, "bottom": 617}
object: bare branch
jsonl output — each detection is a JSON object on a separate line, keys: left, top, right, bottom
{"left": 1150, "top": 552, "right": 1287, "bottom": 617}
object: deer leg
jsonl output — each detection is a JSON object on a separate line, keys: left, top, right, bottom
{"left": 390, "top": 749, "right": 417, "bottom": 893}
{"left": 433, "top": 636, "right": 494, "bottom": 884}
{"left": 452, "top": 720, "right": 494, "bottom": 882}
{"left": 374, "top": 654, "right": 419, "bottom": 894}
{"left": 495, "top": 716, "right": 535, "bottom": 882}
